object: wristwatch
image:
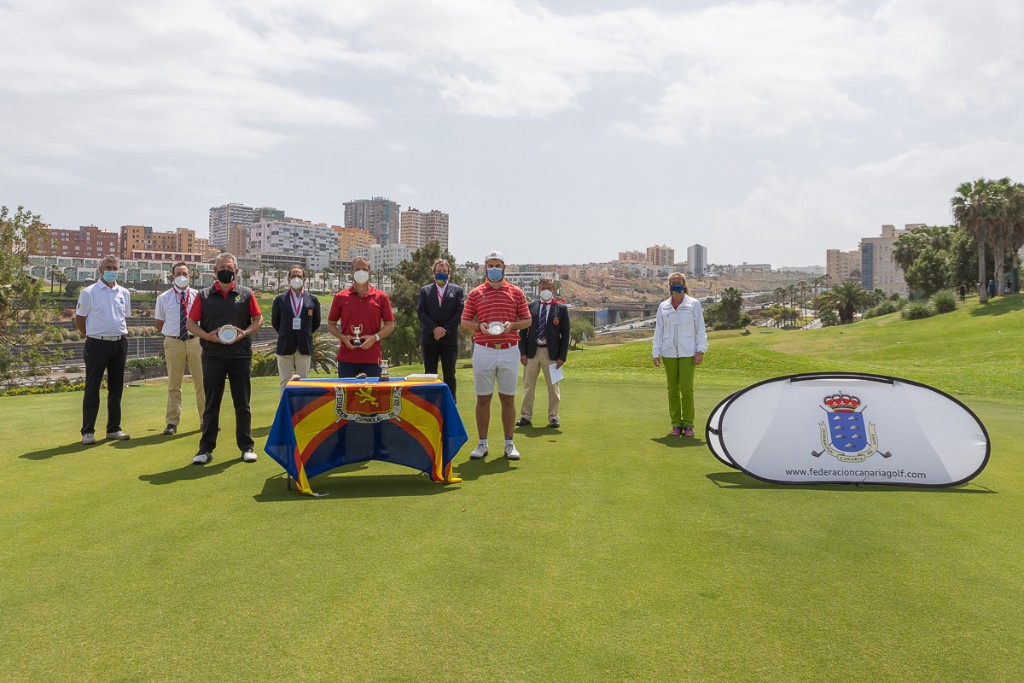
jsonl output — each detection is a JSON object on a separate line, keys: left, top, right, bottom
{"left": 374, "top": 333, "right": 380, "bottom": 342}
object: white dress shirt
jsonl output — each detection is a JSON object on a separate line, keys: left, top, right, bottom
{"left": 652, "top": 295, "right": 708, "bottom": 359}
{"left": 154, "top": 286, "right": 197, "bottom": 337}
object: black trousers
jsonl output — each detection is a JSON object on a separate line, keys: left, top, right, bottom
{"left": 338, "top": 362, "right": 382, "bottom": 378}
{"left": 81, "top": 337, "right": 127, "bottom": 435}
{"left": 422, "top": 343, "right": 458, "bottom": 403}
{"left": 200, "top": 356, "right": 253, "bottom": 453}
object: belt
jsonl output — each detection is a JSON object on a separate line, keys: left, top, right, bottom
{"left": 477, "top": 341, "right": 516, "bottom": 350}
{"left": 88, "top": 335, "right": 125, "bottom": 342}
{"left": 168, "top": 334, "right": 196, "bottom": 340}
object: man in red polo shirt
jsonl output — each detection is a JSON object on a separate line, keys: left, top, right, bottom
{"left": 327, "top": 257, "right": 395, "bottom": 377}
{"left": 461, "top": 250, "right": 531, "bottom": 461}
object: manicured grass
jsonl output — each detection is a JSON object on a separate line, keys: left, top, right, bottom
{"left": 1, "top": 296, "right": 1022, "bottom": 680}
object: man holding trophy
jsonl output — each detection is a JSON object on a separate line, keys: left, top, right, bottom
{"left": 186, "top": 252, "right": 264, "bottom": 465}
{"left": 327, "top": 257, "right": 395, "bottom": 378}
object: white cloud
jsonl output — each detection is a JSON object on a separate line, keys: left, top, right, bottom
{"left": 710, "top": 137, "right": 1024, "bottom": 265}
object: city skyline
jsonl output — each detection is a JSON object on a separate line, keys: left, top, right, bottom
{"left": 3, "top": 1, "right": 1022, "bottom": 267}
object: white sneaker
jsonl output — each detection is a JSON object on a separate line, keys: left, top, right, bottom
{"left": 470, "top": 443, "right": 488, "bottom": 459}
{"left": 504, "top": 442, "right": 521, "bottom": 460}
{"left": 105, "top": 431, "right": 130, "bottom": 440}
{"left": 241, "top": 449, "right": 258, "bottom": 463}
{"left": 193, "top": 452, "right": 212, "bottom": 465}
{"left": 82, "top": 433, "right": 96, "bottom": 445}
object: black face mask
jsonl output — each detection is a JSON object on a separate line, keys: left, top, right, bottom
{"left": 217, "top": 270, "right": 235, "bottom": 284}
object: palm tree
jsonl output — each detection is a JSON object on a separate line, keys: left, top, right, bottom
{"left": 46, "top": 265, "right": 60, "bottom": 294}
{"left": 719, "top": 287, "right": 744, "bottom": 327}
{"left": 952, "top": 178, "right": 999, "bottom": 302}
{"left": 820, "top": 281, "right": 874, "bottom": 324}
{"left": 240, "top": 269, "right": 251, "bottom": 288}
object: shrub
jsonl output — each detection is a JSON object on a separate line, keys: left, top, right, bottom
{"left": 864, "top": 299, "right": 903, "bottom": 318}
{"left": 902, "top": 301, "right": 934, "bottom": 320}
{"left": 0, "top": 377, "right": 86, "bottom": 397}
{"left": 931, "top": 291, "right": 957, "bottom": 314}
{"left": 126, "top": 356, "right": 166, "bottom": 371}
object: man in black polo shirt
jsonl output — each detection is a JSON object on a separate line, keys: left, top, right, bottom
{"left": 185, "top": 253, "right": 264, "bottom": 465}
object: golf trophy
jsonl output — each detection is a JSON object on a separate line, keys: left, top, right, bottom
{"left": 379, "top": 359, "right": 390, "bottom": 382}
{"left": 351, "top": 324, "right": 363, "bottom": 346}
{"left": 217, "top": 325, "right": 239, "bottom": 344}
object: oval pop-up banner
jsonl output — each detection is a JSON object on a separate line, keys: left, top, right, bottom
{"left": 708, "top": 372, "right": 990, "bottom": 487}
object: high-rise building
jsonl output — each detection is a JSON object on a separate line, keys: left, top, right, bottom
{"left": 646, "top": 244, "right": 675, "bottom": 267}
{"left": 253, "top": 207, "right": 285, "bottom": 222}
{"left": 248, "top": 217, "right": 339, "bottom": 272}
{"left": 617, "top": 250, "right": 645, "bottom": 263}
{"left": 226, "top": 224, "right": 248, "bottom": 257}
{"left": 687, "top": 244, "right": 708, "bottom": 277}
{"left": 344, "top": 197, "right": 400, "bottom": 245}
{"left": 400, "top": 208, "right": 449, "bottom": 251}
{"left": 209, "top": 203, "right": 254, "bottom": 248}
{"left": 331, "top": 226, "right": 378, "bottom": 260}
{"left": 826, "top": 248, "right": 860, "bottom": 284}
{"left": 860, "top": 224, "right": 918, "bottom": 297}
{"left": 32, "top": 225, "right": 120, "bottom": 259}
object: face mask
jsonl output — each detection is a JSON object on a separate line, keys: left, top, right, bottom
{"left": 539, "top": 289, "right": 553, "bottom": 302}
{"left": 174, "top": 275, "right": 189, "bottom": 289}
{"left": 217, "top": 269, "right": 235, "bottom": 284}
{"left": 434, "top": 272, "right": 449, "bottom": 284}
{"left": 486, "top": 267, "right": 503, "bottom": 282}
{"left": 353, "top": 270, "right": 370, "bottom": 285}
{"left": 290, "top": 277, "right": 304, "bottom": 290}
{"left": 102, "top": 270, "right": 118, "bottom": 283}
{"left": 670, "top": 284, "right": 685, "bottom": 294}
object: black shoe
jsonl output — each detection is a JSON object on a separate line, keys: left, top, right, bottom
{"left": 515, "top": 418, "right": 532, "bottom": 427}
{"left": 547, "top": 419, "right": 560, "bottom": 428}
{"left": 163, "top": 424, "right": 177, "bottom": 435}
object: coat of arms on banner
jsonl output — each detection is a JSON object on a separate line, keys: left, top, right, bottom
{"left": 813, "top": 393, "right": 891, "bottom": 462}
{"left": 336, "top": 385, "right": 403, "bottom": 423}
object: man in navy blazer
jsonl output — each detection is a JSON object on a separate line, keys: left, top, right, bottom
{"left": 516, "top": 277, "right": 570, "bottom": 428}
{"left": 271, "top": 265, "right": 322, "bottom": 393}
{"left": 417, "top": 258, "right": 465, "bottom": 402}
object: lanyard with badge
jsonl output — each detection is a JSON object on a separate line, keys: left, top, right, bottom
{"left": 290, "top": 289, "right": 303, "bottom": 330}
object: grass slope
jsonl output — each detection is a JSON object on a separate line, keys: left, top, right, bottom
{"left": 1, "top": 297, "right": 1022, "bottom": 681}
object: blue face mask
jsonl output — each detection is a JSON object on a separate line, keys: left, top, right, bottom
{"left": 486, "top": 267, "right": 503, "bottom": 282}
{"left": 669, "top": 284, "right": 684, "bottom": 294}
{"left": 434, "top": 272, "right": 449, "bottom": 284}
{"left": 102, "top": 270, "right": 118, "bottom": 283}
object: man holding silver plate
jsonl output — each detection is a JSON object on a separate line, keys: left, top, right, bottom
{"left": 460, "top": 250, "right": 531, "bottom": 461}
{"left": 186, "top": 252, "right": 264, "bottom": 466}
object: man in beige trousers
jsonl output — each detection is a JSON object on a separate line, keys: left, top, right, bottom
{"left": 154, "top": 261, "right": 205, "bottom": 435}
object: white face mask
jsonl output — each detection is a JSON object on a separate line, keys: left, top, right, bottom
{"left": 539, "top": 289, "right": 553, "bottom": 302}
{"left": 353, "top": 269, "right": 370, "bottom": 284}
{"left": 173, "top": 275, "right": 189, "bottom": 289}
{"left": 290, "top": 277, "right": 304, "bottom": 290}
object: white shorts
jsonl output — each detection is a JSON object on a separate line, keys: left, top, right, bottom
{"left": 472, "top": 344, "right": 520, "bottom": 396}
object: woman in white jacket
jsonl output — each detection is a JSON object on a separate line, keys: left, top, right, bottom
{"left": 652, "top": 273, "right": 708, "bottom": 437}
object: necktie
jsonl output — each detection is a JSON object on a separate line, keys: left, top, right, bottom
{"left": 179, "top": 291, "right": 189, "bottom": 341}
{"left": 538, "top": 304, "right": 548, "bottom": 343}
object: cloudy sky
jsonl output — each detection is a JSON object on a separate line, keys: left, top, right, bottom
{"left": 3, "top": 0, "right": 1023, "bottom": 267}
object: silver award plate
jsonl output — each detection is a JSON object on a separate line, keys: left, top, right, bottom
{"left": 217, "top": 326, "right": 239, "bottom": 343}
{"left": 487, "top": 322, "right": 505, "bottom": 335}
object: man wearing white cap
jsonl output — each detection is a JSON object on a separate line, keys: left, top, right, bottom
{"left": 460, "top": 250, "right": 532, "bottom": 460}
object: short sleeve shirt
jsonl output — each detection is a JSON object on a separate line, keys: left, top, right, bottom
{"left": 76, "top": 281, "right": 130, "bottom": 337}
{"left": 462, "top": 280, "right": 530, "bottom": 346}
{"left": 328, "top": 285, "right": 395, "bottom": 363}
{"left": 154, "top": 286, "right": 198, "bottom": 338}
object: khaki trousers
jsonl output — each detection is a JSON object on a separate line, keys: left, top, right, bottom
{"left": 520, "top": 349, "right": 560, "bottom": 421}
{"left": 164, "top": 336, "right": 205, "bottom": 426}
{"left": 277, "top": 353, "right": 312, "bottom": 393}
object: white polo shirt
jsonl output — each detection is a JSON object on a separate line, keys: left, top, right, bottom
{"left": 154, "top": 286, "right": 198, "bottom": 338}
{"left": 76, "top": 280, "right": 130, "bottom": 337}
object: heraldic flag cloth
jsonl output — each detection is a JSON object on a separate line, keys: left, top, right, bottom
{"left": 265, "top": 378, "right": 468, "bottom": 495}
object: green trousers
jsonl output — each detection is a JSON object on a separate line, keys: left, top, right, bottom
{"left": 662, "top": 356, "right": 696, "bottom": 428}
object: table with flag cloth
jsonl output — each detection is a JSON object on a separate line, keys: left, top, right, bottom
{"left": 265, "top": 378, "right": 467, "bottom": 495}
